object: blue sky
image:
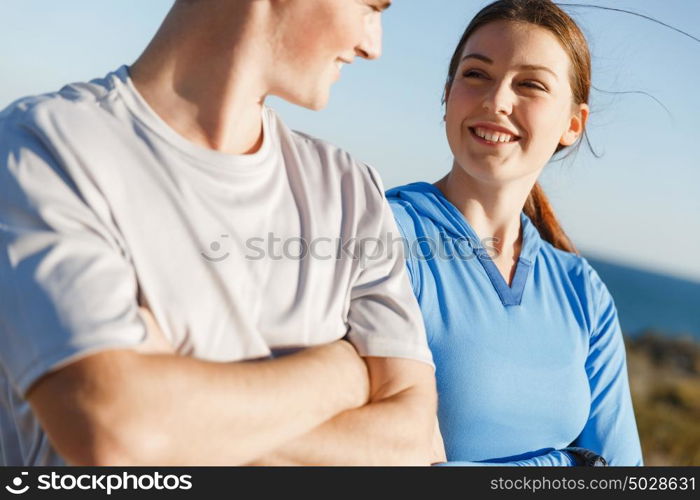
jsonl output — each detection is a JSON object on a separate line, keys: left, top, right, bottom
{"left": 2, "top": 0, "right": 699, "bottom": 281}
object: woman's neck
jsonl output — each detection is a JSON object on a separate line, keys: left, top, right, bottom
{"left": 434, "top": 163, "right": 537, "bottom": 262}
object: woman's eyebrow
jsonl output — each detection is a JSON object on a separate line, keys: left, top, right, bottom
{"left": 518, "top": 64, "right": 559, "bottom": 80}
{"left": 461, "top": 53, "right": 558, "bottom": 80}
{"left": 461, "top": 52, "right": 493, "bottom": 64}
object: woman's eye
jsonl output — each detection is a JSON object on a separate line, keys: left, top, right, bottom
{"left": 463, "top": 70, "right": 486, "bottom": 79}
{"left": 521, "top": 81, "right": 547, "bottom": 91}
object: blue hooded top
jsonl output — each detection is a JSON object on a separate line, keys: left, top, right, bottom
{"left": 387, "top": 182, "right": 643, "bottom": 466}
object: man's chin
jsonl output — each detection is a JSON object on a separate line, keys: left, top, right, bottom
{"left": 299, "top": 92, "right": 331, "bottom": 111}
{"left": 275, "top": 88, "right": 331, "bottom": 111}
{"left": 305, "top": 101, "right": 329, "bottom": 111}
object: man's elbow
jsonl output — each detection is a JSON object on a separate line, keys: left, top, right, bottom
{"left": 392, "top": 387, "right": 438, "bottom": 465}
{"left": 27, "top": 350, "right": 170, "bottom": 466}
{"left": 60, "top": 422, "right": 172, "bottom": 466}
{"left": 62, "top": 436, "right": 138, "bottom": 467}
{"left": 364, "top": 357, "right": 438, "bottom": 464}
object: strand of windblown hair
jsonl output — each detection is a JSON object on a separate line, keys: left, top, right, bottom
{"left": 557, "top": 3, "right": 700, "bottom": 43}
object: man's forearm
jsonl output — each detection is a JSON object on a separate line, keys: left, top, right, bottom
{"left": 29, "top": 341, "right": 369, "bottom": 466}
{"left": 250, "top": 389, "right": 435, "bottom": 465}
{"left": 248, "top": 359, "right": 437, "bottom": 465}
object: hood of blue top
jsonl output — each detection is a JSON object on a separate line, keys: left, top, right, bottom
{"left": 386, "top": 181, "right": 470, "bottom": 240}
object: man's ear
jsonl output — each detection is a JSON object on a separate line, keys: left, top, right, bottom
{"left": 560, "top": 102, "right": 589, "bottom": 146}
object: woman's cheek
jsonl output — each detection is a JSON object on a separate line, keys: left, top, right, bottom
{"left": 523, "top": 104, "right": 561, "bottom": 149}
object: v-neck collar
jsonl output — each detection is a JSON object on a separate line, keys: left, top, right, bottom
{"left": 413, "top": 182, "right": 542, "bottom": 307}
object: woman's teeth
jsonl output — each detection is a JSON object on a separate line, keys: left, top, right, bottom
{"left": 473, "top": 127, "right": 518, "bottom": 143}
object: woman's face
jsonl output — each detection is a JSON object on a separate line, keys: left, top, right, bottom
{"left": 445, "top": 20, "right": 588, "bottom": 186}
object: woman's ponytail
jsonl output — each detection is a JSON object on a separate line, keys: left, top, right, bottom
{"left": 523, "top": 183, "right": 578, "bottom": 254}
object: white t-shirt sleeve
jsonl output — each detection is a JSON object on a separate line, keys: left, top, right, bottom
{"left": 0, "top": 115, "right": 147, "bottom": 397}
{"left": 344, "top": 164, "right": 434, "bottom": 367}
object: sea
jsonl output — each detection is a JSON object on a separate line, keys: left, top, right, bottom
{"left": 585, "top": 256, "right": 700, "bottom": 341}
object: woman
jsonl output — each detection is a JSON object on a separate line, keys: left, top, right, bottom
{"left": 387, "top": 0, "right": 643, "bottom": 466}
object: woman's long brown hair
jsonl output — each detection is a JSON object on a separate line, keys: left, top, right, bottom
{"left": 444, "top": 0, "right": 590, "bottom": 254}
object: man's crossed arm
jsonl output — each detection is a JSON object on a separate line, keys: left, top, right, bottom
{"left": 27, "top": 310, "right": 439, "bottom": 466}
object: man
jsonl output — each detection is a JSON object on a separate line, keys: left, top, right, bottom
{"left": 0, "top": 0, "right": 439, "bottom": 465}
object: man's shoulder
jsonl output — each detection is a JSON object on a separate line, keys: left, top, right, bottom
{"left": 0, "top": 73, "right": 117, "bottom": 138}
{"left": 267, "top": 107, "right": 385, "bottom": 196}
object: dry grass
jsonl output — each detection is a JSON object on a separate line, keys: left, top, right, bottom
{"left": 626, "top": 332, "right": 700, "bottom": 465}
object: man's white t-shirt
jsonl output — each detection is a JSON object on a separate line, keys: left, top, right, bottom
{"left": 0, "top": 66, "right": 432, "bottom": 465}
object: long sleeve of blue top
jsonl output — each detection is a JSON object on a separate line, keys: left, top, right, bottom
{"left": 387, "top": 183, "right": 643, "bottom": 466}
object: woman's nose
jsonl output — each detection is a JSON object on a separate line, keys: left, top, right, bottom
{"left": 482, "top": 81, "right": 514, "bottom": 115}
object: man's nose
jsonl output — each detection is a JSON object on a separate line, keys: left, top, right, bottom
{"left": 356, "top": 14, "right": 382, "bottom": 60}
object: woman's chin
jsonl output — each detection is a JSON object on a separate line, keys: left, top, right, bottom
{"left": 459, "top": 161, "right": 522, "bottom": 186}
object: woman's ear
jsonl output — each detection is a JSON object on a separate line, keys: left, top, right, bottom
{"left": 560, "top": 103, "right": 589, "bottom": 146}
{"left": 442, "top": 82, "right": 452, "bottom": 121}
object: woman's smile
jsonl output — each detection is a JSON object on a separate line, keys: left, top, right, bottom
{"left": 468, "top": 125, "right": 521, "bottom": 146}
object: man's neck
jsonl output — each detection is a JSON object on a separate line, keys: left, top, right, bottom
{"left": 129, "top": 0, "right": 269, "bottom": 155}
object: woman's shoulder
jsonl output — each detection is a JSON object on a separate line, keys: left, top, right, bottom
{"left": 538, "top": 240, "right": 602, "bottom": 285}
{"left": 538, "top": 241, "right": 617, "bottom": 331}
{"left": 386, "top": 182, "right": 439, "bottom": 238}
{"left": 386, "top": 181, "right": 437, "bottom": 208}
